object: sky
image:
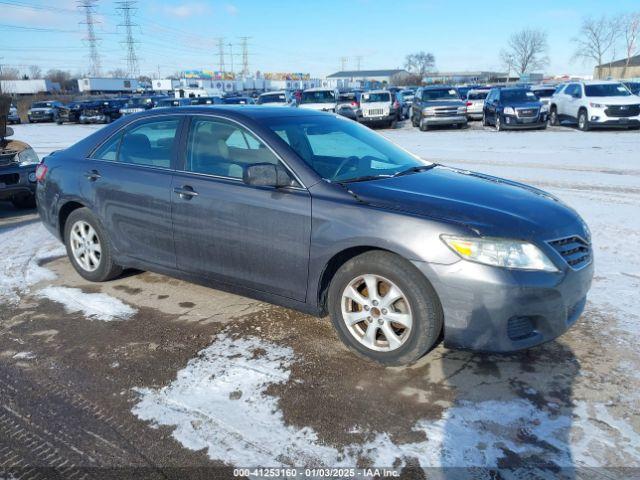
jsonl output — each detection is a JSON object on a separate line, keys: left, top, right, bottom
{"left": 1, "top": 0, "right": 638, "bottom": 79}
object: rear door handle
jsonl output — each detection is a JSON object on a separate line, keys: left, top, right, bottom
{"left": 84, "top": 170, "right": 101, "bottom": 181}
{"left": 173, "top": 185, "right": 198, "bottom": 200}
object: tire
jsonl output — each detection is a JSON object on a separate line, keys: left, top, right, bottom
{"left": 419, "top": 119, "right": 429, "bottom": 131}
{"left": 411, "top": 113, "right": 419, "bottom": 128}
{"left": 578, "top": 109, "right": 590, "bottom": 131}
{"left": 64, "top": 208, "right": 123, "bottom": 282}
{"left": 482, "top": 113, "right": 489, "bottom": 127}
{"left": 11, "top": 195, "right": 36, "bottom": 210}
{"left": 495, "top": 115, "right": 503, "bottom": 131}
{"left": 390, "top": 118, "right": 397, "bottom": 129}
{"left": 549, "top": 106, "right": 559, "bottom": 126}
{"left": 327, "top": 251, "right": 444, "bottom": 366}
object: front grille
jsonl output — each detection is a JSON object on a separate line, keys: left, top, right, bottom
{"left": 517, "top": 108, "right": 539, "bottom": 118}
{"left": 83, "top": 110, "right": 100, "bottom": 116}
{"left": 434, "top": 107, "right": 458, "bottom": 117}
{"left": 507, "top": 316, "right": 535, "bottom": 340}
{"left": 548, "top": 236, "right": 591, "bottom": 269}
{"left": 604, "top": 104, "right": 640, "bottom": 117}
{"left": 0, "top": 173, "right": 20, "bottom": 185}
{"left": 365, "top": 108, "right": 384, "bottom": 116}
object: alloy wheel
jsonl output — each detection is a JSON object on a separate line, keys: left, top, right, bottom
{"left": 341, "top": 274, "right": 413, "bottom": 352}
{"left": 70, "top": 220, "right": 102, "bottom": 272}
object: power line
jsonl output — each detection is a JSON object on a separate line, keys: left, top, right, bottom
{"left": 116, "top": 0, "right": 139, "bottom": 78}
{"left": 340, "top": 56, "right": 348, "bottom": 71}
{"left": 239, "top": 36, "right": 251, "bottom": 76}
{"left": 355, "top": 55, "right": 363, "bottom": 71}
{"left": 216, "top": 37, "right": 225, "bottom": 73}
{"left": 77, "top": 0, "right": 102, "bottom": 77}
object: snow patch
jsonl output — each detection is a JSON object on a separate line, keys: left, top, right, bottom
{"left": 132, "top": 333, "right": 578, "bottom": 468}
{"left": 12, "top": 351, "right": 35, "bottom": 360}
{"left": 38, "top": 286, "right": 136, "bottom": 321}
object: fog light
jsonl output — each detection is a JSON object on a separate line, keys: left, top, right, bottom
{"left": 28, "top": 172, "right": 37, "bottom": 182}
{"left": 591, "top": 116, "right": 599, "bottom": 121}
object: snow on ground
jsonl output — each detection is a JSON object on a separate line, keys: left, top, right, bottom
{"left": 37, "top": 286, "right": 137, "bottom": 321}
{"left": 11, "top": 123, "right": 102, "bottom": 159}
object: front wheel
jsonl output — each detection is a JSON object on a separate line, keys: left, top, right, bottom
{"left": 549, "top": 107, "right": 559, "bottom": 126}
{"left": 64, "top": 208, "right": 123, "bottom": 282}
{"left": 328, "top": 251, "right": 444, "bottom": 366}
{"left": 482, "top": 113, "right": 489, "bottom": 127}
{"left": 495, "top": 115, "right": 503, "bottom": 131}
{"left": 578, "top": 109, "right": 590, "bottom": 131}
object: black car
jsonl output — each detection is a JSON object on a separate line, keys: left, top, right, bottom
{"left": 223, "top": 96, "right": 255, "bottom": 105}
{"left": 156, "top": 98, "right": 192, "bottom": 107}
{"left": 189, "top": 96, "right": 224, "bottom": 106}
{"left": 36, "top": 106, "right": 593, "bottom": 365}
{"left": 483, "top": 88, "right": 548, "bottom": 131}
{"left": 0, "top": 120, "right": 39, "bottom": 208}
{"left": 79, "top": 99, "right": 127, "bottom": 124}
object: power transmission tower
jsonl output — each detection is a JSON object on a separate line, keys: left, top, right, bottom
{"left": 77, "top": 0, "right": 102, "bottom": 77}
{"left": 216, "top": 38, "right": 226, "bottom": 73}
{"left": 228, "top": 43, "right": 234, "bottom": 75}
{"left": 238, "top": 36, "right": 251, "bottom": 77}
{"left": 355, "top": 55, "right": 363, "bottom": 71}
{"left": 116, "top": 1, "right": 139, "bottom": 78}
{"left": 340, "top": 56, "right": 348, "bottom": 71}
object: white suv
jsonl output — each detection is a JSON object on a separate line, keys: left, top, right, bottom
{"left": 549, "top": 81, "right": 640, "bottom": 131}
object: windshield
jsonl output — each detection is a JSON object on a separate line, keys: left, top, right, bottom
{"left": 224, "top": 98, "right": 252, "bottom": 104}
{"left": 532, "top": 89, "right": 555, "bottom": 98}
{"left": 361, "top": 92, "right": 391, "bottom": 103}
{"left": 467, "top": 91, "right": 489, "bottom": 100}
{"left": 258, "top": 94, "right": 287, "bottom": 104}
{"left": 501, "top": 90, "right": 537, "bottom": 103}
{"left": 300, "top": 90, "right": 336, "bottom": 104}
{"left": 32, "top": 102, "right": 53, "bottom": 108}
{"left": 125, "top": 98, "right": 148, "bottom": 107}
{"left": 421, "top": 89, "right": 459, "bottom": 101}
{"left": 264, "top": 115, "right": 430, "bottom": 182}
{"left": 585, "top": 83, "right": 631, "bottom": 97}
{"left": 624, "top": 83, "right": 640, "bottom": 94}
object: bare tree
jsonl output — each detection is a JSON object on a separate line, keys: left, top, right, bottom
{"left": 0, "top": 67, "right": 21, "bottom": 80}
{"left": 619, "top": 12, "right": 640, "bottom": 76}
{"left": 45, "top": 69, "right": 73, "bottom": 91}
{"left": 572, "top": 16, "right": 619, "bottom": 75}
{"left": 502, "top": 29, "right": 549, "bottom": 76}
{"left": 404, "top": 51, "right": 436, "bottom": 78}
{"left": 108, "top": 68, "right": 128, "bottom": 78}
{"left": 28, "top": 65, "right": 42, "bottom": 79}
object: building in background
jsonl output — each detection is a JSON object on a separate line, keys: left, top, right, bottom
{"left": 423, "top": 71, "right": 512, "bottom": 85}
{"left": 594, "top": 55, "right": 640, "bottom": 80}
{"left": 0, "top": 79, "right": 61, "bottom": 95}
{"left": 325, "top": 69, "right": 410, "bottom": 89}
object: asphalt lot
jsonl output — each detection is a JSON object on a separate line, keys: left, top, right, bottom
{"left": 1, "top": 120, "right": 639, "bottom": 478}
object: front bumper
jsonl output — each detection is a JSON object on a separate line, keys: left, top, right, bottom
{"left": 502, "top": 113, "right": 548, "bottom": 129}
{"left": 0, "top": 165, "right": 38, "bottom": 201}
{"left": 589, "top": 115, "right": 640, "bottom": 128}
{"left": 28, "top": 113, "right": 54, "bottom": 122}
{"left": 80, "top": 114, "right": 108, "bottom": 124}
{"left": 358, "top": 113, "right": 396, "bottom": 125}
{"left": 421, "top": 115, "right": 467, "bottom": 126}
{"left": 414, "top": 257, "right": 593, "bottom": 352}
{"left": 467, "top": 112, "right": 483, "bottom": 120}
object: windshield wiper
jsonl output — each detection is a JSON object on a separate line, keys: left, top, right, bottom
{"left": 392, "top": 164, "right": 438, "bottom": 177}
{"left": 337, "top": 174, "right": 394, "bottom": 184}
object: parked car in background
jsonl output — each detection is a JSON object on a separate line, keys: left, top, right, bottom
{"left": 36, "top": 106, "right": 593, "bottom": 365}
{"left": 8, "top": 104, "right": 21, "bottom": 124}
{"left": 80, "top": 99, "right": 127, "bottom": 124}
{"left": 549, "top": 80, "right": 640, "bottom": 131}
{"left": 623, "top": 81, "right": 640, "bottom": 96}
{"left": 483, "top": 88, "right": 547, "bottom": 131}
{"left": 223, "top": 96, "right": 256, "bottom": 105}
{"left": 57, "top": 100, "right": 86, "bottom": 124}
{"left": 120, "top": 97, "right": 154, "bottom": 116}
{"left": 189, "top": 96, "right": 224, "bottom": 105}
{"left": 27, "top": 101, "right": 63, "bottom": 123}
{"left": 357, "top": 90, "right": 399, "bottom": 128}
{"left": 335, "top": 91, "right": 361, "bottom": 120}
{"left": 530, "top": 85, "right": 556, "bottom": 111}
{"left": 257, "top": 91, "right": 293, "bottom": 106}
{"left": 411, "top": 86, "right": 467, "bottom": 131}
{"left": 396, "top": 90, "right": 414, "bottom": 119}
{"left": 157, "top": 98, "right": 192, "bottom": 108}
{"left": 465, "top": 89, "right": 490, "bottom": 121}
{"left": 298, "top": 88, "right": 338, "bottom": 112}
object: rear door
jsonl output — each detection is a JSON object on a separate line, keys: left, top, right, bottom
{"left": 171, "top": 115, "right": 312, "bottom": 301}
{"left": 84, "top": 116, "right": 183, "bottom": 268}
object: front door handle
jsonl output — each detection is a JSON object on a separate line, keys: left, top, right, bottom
{"left": 174, "top": 185, "right": 198, "bottom": 200}
{"left": 84, "top": 170, "right": 101, "bottom": 181}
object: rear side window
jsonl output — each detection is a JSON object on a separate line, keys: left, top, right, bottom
{"left": 92, "top": 133, "right": 122, "bottom": 161}
{"left": 119, "top": 119, "right": 180, "bottom": 168}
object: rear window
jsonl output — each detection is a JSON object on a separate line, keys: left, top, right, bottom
{"left": 361, "top": 92, "right": 391, "bottom": 103}
{"left": 258, "top": 93, "right": 287, "bottom": 104}
{"left": 532, "top": 89, "right": 555, "bottom": 98}
{"left": 421, "top": 89, "right": 459, "bottom": 101}
{"left": 467, "top": 91, "right": 489, "bottom": 100}
{"left": 301, "top": 90, "right": 336, "bottom": 104}
{"left": 585, "top": 84, "right": 631, "bottom": 97}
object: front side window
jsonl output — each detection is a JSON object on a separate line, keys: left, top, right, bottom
{"left": 117, "top": 118, "right": 180, "bottom": 168}
{"left": 264, "top": 115, "right": 431, "bottom": 182}
{"left": 92, "top": 132, "right": 123, "bottom": 161}
{"left": 185, "top": 117, "right": 282, "bottom": 180}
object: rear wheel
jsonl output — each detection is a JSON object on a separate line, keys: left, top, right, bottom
{"left": 482, "top": 113, "right": 489, "bottom": 127}
{"left": 549, "top": 106, "right": 559, "bottom": 126}
{"left": 64, "top": 208, "right": 122, "bottom": 282}
{"left": 578, "top": 109, "right": 590, "bottom": 131}
{"left": 328, "top": 251, "right": 443, "bottom": 366}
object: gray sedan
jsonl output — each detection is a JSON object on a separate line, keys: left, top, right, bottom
{"left": 36, "top": 107, "right": 593, "bottom": 365}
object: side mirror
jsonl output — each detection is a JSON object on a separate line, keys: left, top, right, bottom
{"left": 243, "top": 163, "right": 292, "bottom": 188}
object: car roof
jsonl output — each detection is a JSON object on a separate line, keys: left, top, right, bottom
{"left": 260, "top": 90, "right": 287, "bottom": 95}
{"left": 422, "top": 85, "right": 455, "bottom": 90}
{"left": 303, "top": 87, "right": 335, "bottom": 92}
{"left": 364, "top": 89, "right": 391, "bottom": 94}
{"left": 132, "top": 105, "right": 328, "bottom": 120}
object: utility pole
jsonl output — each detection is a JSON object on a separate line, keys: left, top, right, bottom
{"left": 228, "top": 43, "right": 234, "bottom": 76}
{"left": 216, "top": 37, "right": 226, "bottom": 73}
{"left": 355, "top": 55, "right": 363, "bottom": 71}
{"left": 340, "top": 56, "right": 348, "bottom": 71}
{"left": 116, "top": 0, "right": 139, "bottom": 78}
{"left": 238, "top": 36, "right": 250, "bottom": 77}
{"left": 78, "top": 0, "right": 102, "bottom": 77}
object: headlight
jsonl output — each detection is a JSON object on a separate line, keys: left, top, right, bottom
{"left": 589, "top": 102, "right": 604, "bottom": 108}
{"left": 18, "top": 147, "right": 40, "bottom": 166}
{"left": 441, "top": 235, "right": 558, "bottom": 272}
{"left": 422, "top": 107, "right": 436, "bottom": 115}
{"left": 457, "top": 106, "right": 467, "bottom": 114}
{"left": 503, "top": 107, "right": 516, "bottom": 115}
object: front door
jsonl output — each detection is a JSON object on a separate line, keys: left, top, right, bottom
{"left": 171, "top": 116, "right": 312, "bottom": 301}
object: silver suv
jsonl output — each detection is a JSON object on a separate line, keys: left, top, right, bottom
{"left": 410, "top": 86, "right": 467, "bottom": 131}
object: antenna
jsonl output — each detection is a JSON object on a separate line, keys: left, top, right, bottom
{"left": 216, "top": 37, "right": 226, "bottom": 73}
{"left": 77, "top": 0, "right": 102, "bottom": 77}
{"left": 116, "top": 0, "right": 139, "bottom": 78}
{"left": 239, "top": 36, "right": 251, "bottom": 77}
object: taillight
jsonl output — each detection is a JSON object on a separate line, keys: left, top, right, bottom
{"left": 466, "top": 101, "right": 473, "bottom": 106}
{"left": 351, "top": 101, "right": 358, "bottom": 106}
{"left": 394, "top": 100, "right": 400, "bottom": 108}
{"left": 35, "top": 163, "right": 48, "bottom": 182}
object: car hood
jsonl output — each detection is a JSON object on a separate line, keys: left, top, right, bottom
{"left": 421, "top": 100, "right": 465, "bottom": 107}
{"left": 345, "top": 166, "right": 588, "bottom": 240}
